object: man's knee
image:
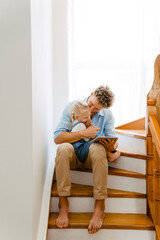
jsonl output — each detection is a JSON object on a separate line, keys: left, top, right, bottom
{"left": 89, "top": 143, "right": 106, "bottom": 155}
{"left": 56, "top": 143, "right": 74, "bottom": 154}
{"left": 56, "top": 143, "right": 75, "bottom": 164}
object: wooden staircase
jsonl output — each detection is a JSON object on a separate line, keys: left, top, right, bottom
{"left": 47, "top": 129, "right": 156, "bottom": 240}
{"left": 44, "top": 54, "right": 160, "bottom": 240}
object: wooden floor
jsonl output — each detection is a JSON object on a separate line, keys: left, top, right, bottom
{"left": 48, "top": 213, "right": 155, "bottom": 230}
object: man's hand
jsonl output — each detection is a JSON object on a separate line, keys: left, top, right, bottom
{"left": 99, "top": 139, "right": 118, "bottom": 152}
{"left": 82, "top": 126, "right": 100, "bottom": 139}
{"left": 55, "top": 126, "right": 100, "bottom": 144}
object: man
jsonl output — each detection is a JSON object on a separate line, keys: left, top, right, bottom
{"left": 54, "top": 85, "right": 117, "bottom": 234}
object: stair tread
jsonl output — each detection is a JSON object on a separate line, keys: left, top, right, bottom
{"left": 108, "top": 167, "right": 146, "bottom": 179}
{"left": 118, "top": 147, "right": 147, "bottom": 159}
{"left": 72, "top": 167, "right": 146, "bottom": 179}
{"left": 52, "top": 182, "right": 146, "bottom": 198}
{"left": 115, "top": 129, "right": 146, "bottom": 139}
{"left": 48, "top": 213, "right": 155, "bottom": 230}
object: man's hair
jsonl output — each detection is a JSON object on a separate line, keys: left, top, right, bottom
{"left": 93, "top": 85, "right": 115, "bottom": 108}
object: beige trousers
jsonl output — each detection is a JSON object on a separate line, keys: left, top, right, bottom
{"left": 55, "top": 143, "right": 108, "bottom": 200}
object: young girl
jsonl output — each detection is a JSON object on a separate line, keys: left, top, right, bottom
{"left": 70, "top": 101, "right": 120, "bottom": 163}
{"left": 70, "top": 101, "right": 92, "bottom": 162}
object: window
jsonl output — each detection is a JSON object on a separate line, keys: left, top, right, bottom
{"left": 69, "top": 0, "right": 160, "bottom": 126}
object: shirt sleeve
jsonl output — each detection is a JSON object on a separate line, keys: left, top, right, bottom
{"left": 103, "top": 109, "right": 117, "bottom": 138}
{"left": 54, "top": 103, "right": 72, "bottom": 140}
{"left": 71, "top": 123, "right": 89, "bottom": 142}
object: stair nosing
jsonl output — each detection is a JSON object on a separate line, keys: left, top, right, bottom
{"left": 118, "top": 146, "right": 147, "bottom": 158}
{"left": 70, "top": 167, "right": 146, "bottom": 179}
{"left": 48, "top": 212, "right": 155, "bottom": 230}
{"left": 108, "top": 167, "right": 146, "bottom": 179}
{"left": 115, "top": 129, "right": 146, "bottom": 140}
{"left": 120, "top": 151, "right": 147, "bottom": 160}
{"left": 52, "top": 182, "right": 146, "bottom": 198}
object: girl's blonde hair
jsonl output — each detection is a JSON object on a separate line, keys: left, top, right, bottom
{"left": 70, "top": 101, "right": 89, "bottom": 124}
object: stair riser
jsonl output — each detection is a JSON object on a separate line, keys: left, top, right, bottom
{"left": 50, "top": 197, "right": 146, "bottom": 214}
{"left": 117, "top": 134, "right": 146, "bottom": 154}
{"left": 108, "top": 156, "right": 146, "bottom": 174}
{"left": 48, "top": 229, "right": 155, "bottom": 240}
{"left": 70, "top": 171, "right": 146, "bottom": 193}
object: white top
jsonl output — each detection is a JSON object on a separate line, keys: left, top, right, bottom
{"left": 71, "top": 120, "right": 89, "bottom": 142}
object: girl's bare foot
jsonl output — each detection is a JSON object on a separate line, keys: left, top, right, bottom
{"left": 56, "top": 196, "right": 69, "bottom": 228}
{"left": 88, "top": 199, "right": 105, "bottom": 234}
{"left": 107, "top": 150, "right": 121, "bottom": 162}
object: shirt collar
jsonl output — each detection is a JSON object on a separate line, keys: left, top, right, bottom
{"left": 97, "top": 109, "right": 105, "bottom": 117}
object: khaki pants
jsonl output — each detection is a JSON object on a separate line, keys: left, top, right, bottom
{"left": 55, "top": 143, "right": 108, "bottom": 200}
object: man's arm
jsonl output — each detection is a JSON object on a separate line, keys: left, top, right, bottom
{"left": 54, "top": 126, "right": 100, "bottom": 144}
{"left": 103, "top": 109, "right": 117, "bottom": 138}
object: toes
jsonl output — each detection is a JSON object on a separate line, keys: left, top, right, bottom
{"left": 56, "top": 217, "right": 69, "bottom": 228}
{"left": 88, "top": 225, "right": 92, "bottom": 234}
{"left": 63, "top": 220, "right": 69, "bottom": 228}
{"left": 88, "top": 218, "right": 104, "bottom": 234}
{"left": 88, "top": 223, "right": 93, "bottom": 234}
{"left": 88, "top": 223, "right": 98, "bottom": 234}
{"left": 56, "top": 219, "right": 63, "bottom": 228}
{"left": 56, "top": 221, "right": 62, "bottom": 228}
{"left": 93, "top": 226, "right": 100, "bottom": 234}
{"left": 88, "top": 226, "right": 100, "bottom": 234}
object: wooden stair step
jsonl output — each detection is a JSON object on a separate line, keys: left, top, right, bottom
{"left": 48, "top": 213, "right": 155, "bottom": 230}
{"left": 52, "top": 182, "right": 146, "bottom": 198}
{"left": 115, "top": 118, "right": 145, "bottom": 132}
{"left": 108, "top": 167, "right": 146, "bottom": 179}
{"left": 118, "top": 147, "right": 147, "bottom": 160}
{"left": 115, "top": 129, "right": 146, "bottom": 140}
{"left": 73, "top": 167, "right": 146, "bottom": 179}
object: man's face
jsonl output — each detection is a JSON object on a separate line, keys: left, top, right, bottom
{"left": 87, "top": 95, "right": 103, "bottom": 115}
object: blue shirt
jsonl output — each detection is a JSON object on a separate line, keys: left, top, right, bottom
{"left": 54, "top": 99, "right": 117, "bottom": 141}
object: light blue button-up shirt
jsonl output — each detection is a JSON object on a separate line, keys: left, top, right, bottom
{"left": 54, "top": 99, "right": 117, "bottom": 141}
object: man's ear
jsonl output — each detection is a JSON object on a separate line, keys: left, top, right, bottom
{"left": 75, "top": 115, "right": 79, "bottom": 120}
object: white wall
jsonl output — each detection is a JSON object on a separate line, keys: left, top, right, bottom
{"left": 0, "top": 0, "right": 32, "bottom": 239}
{"left": 0, "top": 0, "right": 54, "bottom": 239}
{"left": 52, "top": 0, "right": 70, "bottom": 127}
{"left": 31, "top": 0, "right": 54, "bottom": 239}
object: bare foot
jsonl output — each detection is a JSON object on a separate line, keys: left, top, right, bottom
{"left": 56, "top": 196, "right": 69, "bottom": 228}
{"left": 107, "top": 150, "right": 121, "bottom": 162}
{"left": 88, "top": 199, "right": 105, "bottom": 234}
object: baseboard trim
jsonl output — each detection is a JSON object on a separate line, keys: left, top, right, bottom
{"left": 37, "top": 144, "right": 57, "bottom": 240}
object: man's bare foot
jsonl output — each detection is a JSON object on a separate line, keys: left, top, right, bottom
{"left": 88, "top": 199, "right": 105, "bottom": 234}
{"left": 56, "top": 196, "right": 69, "bottom": 228}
